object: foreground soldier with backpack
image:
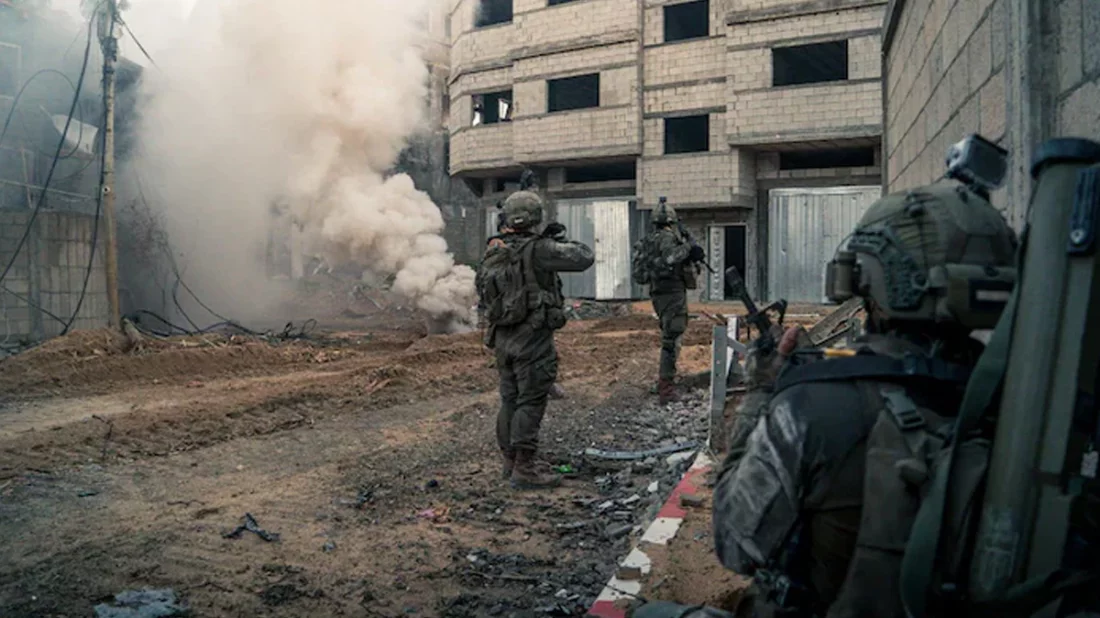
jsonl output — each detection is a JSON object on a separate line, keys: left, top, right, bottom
{"left": 635, "top": 134, "right": 1033, "bottom": 618}
{"left": 476, "top": 189, "right": 594, "bottom": 490}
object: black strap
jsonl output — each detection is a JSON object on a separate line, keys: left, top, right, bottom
{"left": 774, "top": 354, "right": 973, "bottom": 394}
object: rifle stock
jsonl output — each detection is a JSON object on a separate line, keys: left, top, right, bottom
{"left": 724, "top": 266, "right": 787, "bottom": 353}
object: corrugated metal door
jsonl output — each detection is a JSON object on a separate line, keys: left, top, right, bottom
{"left": 767, "top": 186, "right": 882, "bottom": 303}
{"left": 592, "top": 201, "right": 631, "bottom": 299}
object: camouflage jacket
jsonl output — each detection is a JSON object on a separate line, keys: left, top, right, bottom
{"left": 647, "top": 227, "right": 692, "bottom": 295}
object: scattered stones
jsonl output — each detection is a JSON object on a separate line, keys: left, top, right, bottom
{"left": 605, "top": 523, "right": 633, "bottom": 540}
{"left": 647, "top": 481, "right": 660, "bottom": 494}
{"left": 680, "top": 493, "right": 705, "bottom": 508}
{"left": 94, "top": 589, "right": 187, "bottom": 618}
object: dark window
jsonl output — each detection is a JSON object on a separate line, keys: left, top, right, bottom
{"left": 493, "top": 175, "right": 522, "bottom": 192}
{"left": 547, "top": 74, "right": 600, "bottom": 112}
{"left": 472, "top": 90, "right": 513, "bottom": 125}
{"left": 772, "top": 40, "right": 849, "bottom": 87}
{"left": 475, "top": 0, "right": 512, "bottom": 27}
{"left": 778, "top": 147, "right": 875, "bottom": 170}
{"left": 664, "top": 0, "right": 709, "bottom": 42}
{"left": 442, "top": 93, "right": 450, "bottom": 121}
{"left": 664, "top": 115, "right": 709, "bottom": 154}
{"left": 564, "top": 162, "right": 637, "bottom": 183}
{"left": 548, "top": 0, "right": 580, "bottom": 6}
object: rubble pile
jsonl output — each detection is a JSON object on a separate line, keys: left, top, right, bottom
{"left": 563, "top": 300, "right": 634, "bottom": 321}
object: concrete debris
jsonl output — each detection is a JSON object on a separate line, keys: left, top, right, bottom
{"left": 583, "top": 441, "right": 699, "bottom": 461}
{"left": 647, "top": 481, "right": 660, "bottom": 494}
{"left": 617, "top": 564, "right": 644, "bottom": 580}
{"left": 666, "top": 451, "right": 695, "bottom": 468}
{"left": 94, "top": 589, "right": 188, "bottom": 618}
{"left": 563, "top": 300, "right": 632, "bottom": 321}
{"left": 223, "top": 513, "right": 280, "bottom": 542}
{"left": 605, "top": 523, "right": 633, "bottom": 540}
{"left": 680, "top": 493, "right": 705, "bottom": 508}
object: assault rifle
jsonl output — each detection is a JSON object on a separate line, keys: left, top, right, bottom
{"left": 657, "top": 196, "right": 716, "bottom": 274}
{"left": 724, "top": 265, "right": 788, "bottom": 355}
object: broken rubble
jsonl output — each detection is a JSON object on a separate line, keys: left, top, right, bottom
{"left": 94, "top": 589, "right": 187, "bottom": 618}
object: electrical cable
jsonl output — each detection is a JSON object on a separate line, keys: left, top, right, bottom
{"left": 0, "top": 10, "right": 96, "bottom": 289}
{"left": 119, "top": 17, "right": 158, "bottom": 69}
{"left": 0, "top": 69, "right": 77, "bottom": 153}
{"left": 59, "top": 105, "right": 107, "bottom": 336}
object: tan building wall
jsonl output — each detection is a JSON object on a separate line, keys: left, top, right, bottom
{"left": 883, "top": 0, "right": 1100, "bottom": 230}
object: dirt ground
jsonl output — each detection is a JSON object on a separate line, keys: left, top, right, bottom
{"left": 0, "top": 296, "right": 831, "bottom": 618}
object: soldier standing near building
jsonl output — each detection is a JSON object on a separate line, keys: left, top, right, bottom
{"left": 631, "top": 198, "right": 704, "bottom": 404}
{"left": 478, "top": 190, "right": 594, "bottom": 490}
{"left": 709, "top": 177, "right": 1017, "bottom": 618}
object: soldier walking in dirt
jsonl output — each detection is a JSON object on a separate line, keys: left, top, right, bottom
{"left": 630, "top": 198, "right": 704, "bottom": 404}
{"left": 477, "top": 189, "right": 594, "bottom": 490}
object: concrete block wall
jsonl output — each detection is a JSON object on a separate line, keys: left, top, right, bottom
{"left": 884, "top": 0, "right": 1003, "bottom": 203}
{"left": 1056, "top": 0, "right": 1100, "bottom": 140}
{"left": 884, "top": 0, "right": 1100, "bottom": 229}
{"left": 514, "top": 0, "right": 639, "bottom": 53}
{"left": 514, "top": 106, "right": 640, "bottom": 161}
{"left": 0, "top": 210, "right": 108, "bottom": 342}
{"left": 726, "top": 2, "right": 885, "bottom": 145}
{"left": 644, "top": 36, "right": 726, "bottom": 86}
{"left": 450, "top": 123, "right": 515, "bottom": 172}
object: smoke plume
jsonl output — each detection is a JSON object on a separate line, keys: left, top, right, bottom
{"left": 131, "top": 0, "right": 476, "bottom": 329}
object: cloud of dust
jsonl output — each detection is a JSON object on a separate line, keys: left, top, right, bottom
{"left": 130, "top": 0, "right": 477, "bottom": 330}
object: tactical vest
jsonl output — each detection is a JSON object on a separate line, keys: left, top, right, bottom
{"left": 757, "top": 345, "right": 978, "bottom": 618}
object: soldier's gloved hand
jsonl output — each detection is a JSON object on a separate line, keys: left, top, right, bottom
{"left": 543, "top": 222, "right": 567, "bottom": 240}
{"left": 688, "top": 244, "right": 706, "bottom": 262}
{"left": 745, "top": 325, "right": 801, "bottom": 389}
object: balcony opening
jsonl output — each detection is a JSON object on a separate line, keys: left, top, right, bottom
{"left": 664, "top": 0, "right": 709, "bottom": 43}
{"left": 549, "top": 0, "right": 580, "bottom": 6}
{"left": 475, "top": 0, "right": 512, "bottom": 28}
{"left": 778, "top": 146, "right": 876, "bottom": 170}
{"left": 664, "top": 114, "right": 709, "bottom": 154}
{"left": 772, "top": 40, "right": 849, "bottom": 87}
{"left": 493, "top": 175, "right": 523, "bottom": 193}
{"left": 564, "top": 162, "right": 637, "bottom": 183}
{"left": 472, "top": 90, "right": 513, "bottom": 126}
{"left": 547, "top": 73, "right": 600, "bottom": 113}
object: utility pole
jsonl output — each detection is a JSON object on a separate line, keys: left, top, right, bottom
{"left": 97, "top": 0, "right": 121, "bottom": 328}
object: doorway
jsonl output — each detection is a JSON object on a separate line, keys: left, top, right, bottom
{"left": 705, "top": 224, "right": 748, "bottom": 301}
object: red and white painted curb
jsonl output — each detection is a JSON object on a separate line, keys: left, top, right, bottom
{"left": 586, "top": 451, "right": 715, "bottom": 618}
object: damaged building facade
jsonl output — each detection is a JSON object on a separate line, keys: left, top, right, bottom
{"left": 448, "top": 0, "right": 887, "bottom": 302}
{"left": 0, "top": 5, "right": 141, "bottom": 346}
{"left": 882, "top": 0, "right": 1100, "bottom": 229}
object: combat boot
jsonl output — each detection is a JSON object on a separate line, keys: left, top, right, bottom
{"left": 510, "top": 449, "right": 562, "bottom": 490}
{"left": 657, "top": 378, "right": 681, "bottom": 405}
{"left": 501, "top": 450, "right": 515, "bottom": 480}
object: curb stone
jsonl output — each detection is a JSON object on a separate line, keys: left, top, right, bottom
{"left": 586, "top": 451, "right": 715, "bottom": 618}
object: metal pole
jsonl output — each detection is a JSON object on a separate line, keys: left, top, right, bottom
{"left": 99, "top": 0, "right": 121, "bottom": 328}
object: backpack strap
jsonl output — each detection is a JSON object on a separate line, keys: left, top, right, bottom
{"left": 518, "top": 236, "right": 543, "bottom": 294}
{"left": 774, "top": 354, "right": 972, "bottom": 395}
{"left": 900, "top": 229, "right": 1026, "bottom": 617}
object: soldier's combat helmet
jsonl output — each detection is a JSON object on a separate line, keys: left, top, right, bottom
{"left": 652, "top": 199, "right": 678, "bottom": 225}
{"left": 826, "top": 181, "right": 1018, "bottom": 330}
{"left": 502, "top": 190, "right": 544, "bottom": 230}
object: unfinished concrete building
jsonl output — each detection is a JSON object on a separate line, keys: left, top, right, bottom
{"left": 448, "top": 0, "right": 887, "bottom": 302}
{"left": 883, "top": 0, "right": 1100, "bottom": 230}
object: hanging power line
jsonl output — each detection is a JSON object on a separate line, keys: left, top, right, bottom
{"left": 0, "top": 10, "right": 97, "bottom": 289}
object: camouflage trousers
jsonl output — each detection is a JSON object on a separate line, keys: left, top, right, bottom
{"left": 495, "top": 328, "right": 559, "bottom": 453}
{"left": 652, "top": 291, "right": 688, "bottom": 380}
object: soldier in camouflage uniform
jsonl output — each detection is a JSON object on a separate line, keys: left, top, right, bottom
{"left": 636, "top": 202, "right": 701, "bottom": 404}
{"left": 710, "top": 180, "right": 1017, "bottom": 618}
{"left": 487, "top": 190, "right": 594, "bottom": 490}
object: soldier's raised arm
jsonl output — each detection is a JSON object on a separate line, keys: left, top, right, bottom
{"left": 533, "top": 238, "right": 595, "bottom": 273}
